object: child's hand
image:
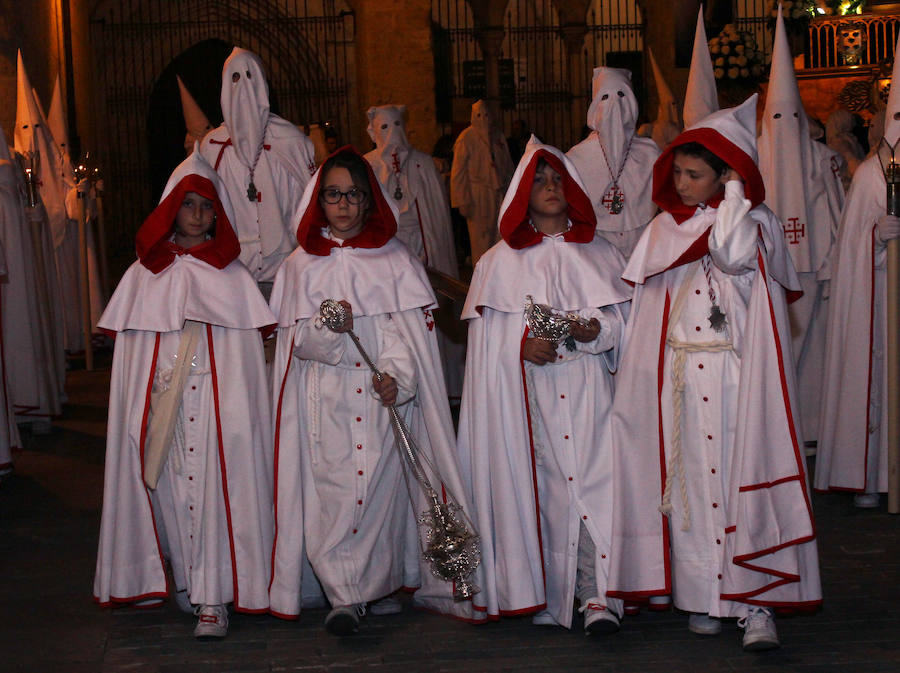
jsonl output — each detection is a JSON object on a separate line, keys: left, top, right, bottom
{"left": 569, "top": 318, "right": 601, "bottom": 343}
{"left": 522, "top": 338, "right": 558, "bottom": 365}
{"left": 333, "top": 300, "right": 354, "bottom": 333}
{"left": 373, "top": 373, "right": 398, "bottom": 406}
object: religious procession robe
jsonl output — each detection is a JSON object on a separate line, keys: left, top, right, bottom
{"left": 268, "top": 148, "right": 483, "bottom": 622}
{"left": 608, "top": 101, "right": 821, "bottom": 617}
{"left": 815, "top": 155, "right": 891, "bottom": 494}
{"left": 456, "top": 139, "right": 631, "bottom": 626}
{"left": 93, "top": 152, "right": 276, "bottom": 612}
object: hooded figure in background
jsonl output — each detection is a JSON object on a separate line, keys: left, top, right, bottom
{"left": 364, "top": 105, "right": 464, "bottom": 399}
{"left": 637, "top": 48, "right": 682, "bottom": 151}
{"left": 457, "top": 137, "right": 630, "bottom": 631}
{"left": 826, "top": 108, "right": 865, "bottom": 190}
{"left": 450, "top": 100, "right": 515, "bottom": 265}
{"left": 567, "top": 67, "right": 660, "bottom": 259}
{"left": 200, "top": 47, "right": 317, "bottom": 293}
{"left": 267, "top": 147, "right": 483, "bottom": 628}
{"left": 0, "top": 121, "right": 65, "bottom": 431}
{"left": 93, "top": 148, "right": 276, "bottom": 638}
{"left": 683, "top": 8, "right": 720, "bottom": 129}
{"left": 609, "top": 95, "right": 820, "bottom": 650}
{"left": 758, "top": 7, "right": 845, "bottom": 443}
{"left": 815, "top": 34, "right": 900, "bottom": 508}
{"left": 178, "top": 76, "right": 213, "bottom": 155}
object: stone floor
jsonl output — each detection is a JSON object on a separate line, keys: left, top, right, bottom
{"left": 1, "top": 362, "right": 899, "bottom": 672}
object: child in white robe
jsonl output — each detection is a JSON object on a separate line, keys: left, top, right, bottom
{"left": 93, "top": 150, "right": 276, "bottom": 640}
{"left": 609, "top": 96, "right": 821, "bottom": 652}
{"left": 457, "top": 137, "right": 630, "bottom": 633}
{"left": 268, "top": 147, "right": 481, "bottom": 635}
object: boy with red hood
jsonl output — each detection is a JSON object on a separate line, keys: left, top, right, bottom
{"left": 608, "top": 96, "right": 821, "bottom": 651}
{"left": 93, "top": 149, "right": 277, "bottom": 640}
{"left": 457, "top": 137, "right": 631, "bottom": 633}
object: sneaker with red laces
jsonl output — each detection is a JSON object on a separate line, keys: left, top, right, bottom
{"left": 194, "top": 604, "right": 228, "bottom": 640}
{"left": 580, "top": 598, "right": 620, "bottom": 635}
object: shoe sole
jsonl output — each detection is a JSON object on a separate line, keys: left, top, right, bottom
{"left": 325, "top": 613, "right": 359, "bottom": 636}
{"left": 585, "top": 618, "right": 620, "bottom": 635}
{"left": 194, "top": 631, "right": 227, "bottom": 641}
{"left": 689, "top": 624, "right": 722, "bottom": 636}
{"left": 743, "top": 637, "right": 780, "bottom": 652}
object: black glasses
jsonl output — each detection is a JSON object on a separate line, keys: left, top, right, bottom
{"left": 320, "top": 187, "right": 367, "bottom": 205}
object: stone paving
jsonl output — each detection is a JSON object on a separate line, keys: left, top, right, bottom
{"left": 2, "top": 364, "right": 899, "bottom": 672}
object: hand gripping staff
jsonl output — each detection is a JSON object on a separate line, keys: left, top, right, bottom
{"left": 315, "top": 299, "right": 481, "bottom": 600}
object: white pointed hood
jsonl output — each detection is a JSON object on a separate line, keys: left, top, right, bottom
{"left": 177, "top": 75, "right": 213, "bottom": 154}
{"left": 683, "top": 8, "right": 719, "bottom": 129}
{"left": 220, "top": 47, "right": 270, "bottom": 168}
{"left": 470, "top": 100, "right": 492, "bottom": 141}
{"left": 366, "top": 104, "right": 411, "bottom": 188}
{"left": 758, "top": 6, "right": 814, "bottom": 234}
{"left": 15, "top": 51, "right": 68, "bottom": 247}
{"left": 882, "top": 32, "right": 900, "bottom": 147}
{"left": 648, "top": 47, "right": 681, "bottom": 149}
{"left": 586, "top": 67, "right": 638, "bottom": 172}
{"left": 49, "top": 75, "right": 69, "bottom": 153}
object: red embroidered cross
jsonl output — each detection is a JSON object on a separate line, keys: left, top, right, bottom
{"left": 307, "top": 160, "right": 316, "bottom": 175}
{"left": 830, "top": 156, "right": 841, "bottom": 181}
{"left": 783, "top": 217, "right": 805, "bottom": 244}
{"left": 422, "top": 308, "right": 435, "bottom": 332}
{"left": 601, "top": 186, "right": 624, "bottom": 213}
{"left": 391, "top": 150, "right": 401, "bottom": 175}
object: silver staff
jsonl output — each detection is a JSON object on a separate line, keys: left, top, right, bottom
{"left": 315, "top": 299, "right": 480, "bottom": 600}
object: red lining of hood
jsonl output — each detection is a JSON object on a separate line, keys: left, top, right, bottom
{"left": 296, "top": 145, "right": 397, "bottom": 256}
{"left": 498, "top": 149, "right": 596, "bottom": 249}
{"left": 653, "top": 128, "right": 765, "bottom": 224}
{"left": 136, "top": 174, "right": 240, "bottom": 274}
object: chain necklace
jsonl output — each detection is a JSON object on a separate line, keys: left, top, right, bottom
{"left": 598, "top": 134, "right": 634, "bottom": 215}
{"left": 246, "top": 115, "right": 271, "bottom": 202}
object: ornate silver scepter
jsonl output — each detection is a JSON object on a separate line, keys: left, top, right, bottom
{"left": 524, "top": 295, "right": 594, "bottom": 349}
{"left": 315, "top": 299, "right": 480, "bottom": 600}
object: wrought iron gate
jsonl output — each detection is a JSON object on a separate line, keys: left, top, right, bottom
{"left": 431, "top": 0, "right": 644, "bottom": 150}
{"left": 89, "top": 0, "right": 356, "bottom": 268}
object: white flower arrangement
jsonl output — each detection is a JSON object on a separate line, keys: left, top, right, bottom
{"left": 708, "top": 24, "right": 765, "bottom": 82}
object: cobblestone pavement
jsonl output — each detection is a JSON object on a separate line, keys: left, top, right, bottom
{"left": 2, "top": 365, "right": 899, "bottom": 672}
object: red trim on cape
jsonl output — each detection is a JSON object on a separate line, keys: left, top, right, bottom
{"left": 268, "top": 337, "right": 295, "bottom": 597}
{"left": 414, "top": 197, "right": 429, "bottom": 266}
{"left": 136, "top": 334, "right": 170, "bottom": 600}
{"left": 296, "top": 146, "right": 397, "bottom": 256}
{"left": 519, "top": 325, "right": 547, "bottom": 595}
{"left": 136, "top": 173, "right": 240, "bottom": 274}
{"left": 738, "top": 474, "right": 804, "bottom": 492}
{"left": 653, "top": 128, "right": 765, "bottom": 224}
{"left": 499, "top": 149, "right": 595, "bottom": 249}
{"left": 206, "top": 324, "right": 243, "bottom": 610}
{"left": 657, "top": 290, "right": 673, "bottom": 594}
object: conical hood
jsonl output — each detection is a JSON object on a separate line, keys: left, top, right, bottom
{"left": 683, "top": 7, "right": 719, "bottom": 129}
{"left": 15, "top": 51, "right": 45, "bottom": 154}
{"left": 177, "top": 75, "right": 213, "bottom": 152}
{"left": 586, "top": 67, "right": 638, "bottom": 171}
{"left": 883, "top": 32, "right": 900, "bottom": 146}
{"left": 49, "top": 75, "right": 69, "bottom": 152}
{"left": 220, "top": 47, "right": 270, "bottom": 168}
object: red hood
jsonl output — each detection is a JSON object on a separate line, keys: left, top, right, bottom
{"left": 296, "top": 145, "right": 397, "bottom": 256}
{"left": 136, "top": 173, "right": 240, "bottom": 274}
{"left": 653, "top": 127, "right": 766, "bottom": 224}
{"left": 498, "top": 148, "right": 596, "bottom": 249}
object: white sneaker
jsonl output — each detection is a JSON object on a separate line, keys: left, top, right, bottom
{"left": 648, "top": 595, "right": 672, "bottom": 611}
{"left": 854, "top": 493, "right": 880, "bottom": 508}
{"left": 194, "top": 604, "right": 228, "bottom": 640}
{"left": 369, "top": 595, "right": 402, "bottom": 616}
{"left": 174, "top": 589, "right": 193, "bottom": 614}
{"left": 688, "top": 613, "right": 722, "bottom": 635}
{"left": 531, "top": 609, "right": 559, "bottom": 626}
{"left": 739, "top": 607, "right": 780, "bottom": 651}
{"left": 325, "top": 604, "right": 364, "bottom": 636}
{"left": 580, "top": 598, "right": 620, "bottom": 635}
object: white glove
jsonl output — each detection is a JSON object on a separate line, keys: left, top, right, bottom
{"left": 876, "top": 214, "right": 900, "bottom": 243}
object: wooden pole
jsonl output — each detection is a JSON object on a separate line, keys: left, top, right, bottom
{"left": 888, "top": 237, "right": 900, "bottom": 512}
{"left": 77, "top": 190, "right": 93, "bottom": 371}
{"left": 95, "top": 191, "right": 110, "bottom": 299}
